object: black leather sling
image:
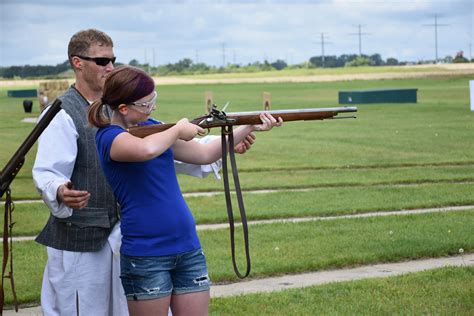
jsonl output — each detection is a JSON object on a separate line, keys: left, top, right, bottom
{"left": 221, "top": 126, "right": 251, "bottom": 278}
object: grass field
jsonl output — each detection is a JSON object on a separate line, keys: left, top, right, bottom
{"left": 209, "top": 266, "right": 474, "bottom": 315}
{"left": 0, "top": 70, "right": 473, "bottom": 313}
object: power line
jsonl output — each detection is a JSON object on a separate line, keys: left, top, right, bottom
{"left": 349, "top": 24, "right": 369, "bottom": 55}
{"left": 152, "top": 48, "right": 155, "bottom": 67}
{"left": 313, "top": 32, "right": 332, "bottom": 67}
{"left": 222, "top": 42, "right": 226, "bottom": 67}
{"left": 423, "top": 14, "right": 449, "bottom": 63}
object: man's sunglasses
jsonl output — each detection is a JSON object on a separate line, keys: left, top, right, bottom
{"left": 73, "top": 55, "right": 116, "bottom": 66}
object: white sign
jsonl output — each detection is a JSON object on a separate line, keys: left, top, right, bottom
{"left": 470, "top": 81, "right": 474, "bottom": 111}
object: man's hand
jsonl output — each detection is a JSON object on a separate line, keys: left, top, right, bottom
{"left": 234, "top": 133, "right": 256, "bottom": 154}
{"left": 57, "top": 181, "right": 90, "bottom": 209}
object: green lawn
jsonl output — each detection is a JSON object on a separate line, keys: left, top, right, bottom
{"left": 2, "top": 210, "right": 472, "bottom": 306}
{"left": 5, "top": 181, "right": 474, "bottom": 236}
{"left": 1, "top": 72, "right": 473, "bottom": 310}
{"left": 2, "top": 76, "right": 474, "bottom": 194}
{"left": 210, "top": 266, "right": 474, "bottom": 315}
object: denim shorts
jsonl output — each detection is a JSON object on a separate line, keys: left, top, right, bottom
{"left": 120, "top": 248, "right": 211, "bottom": 301}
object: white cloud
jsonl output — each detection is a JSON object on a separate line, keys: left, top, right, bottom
{"left": 0, "top": 0, "right": 473, "bottom": 66}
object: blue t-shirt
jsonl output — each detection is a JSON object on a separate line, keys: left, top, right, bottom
{"left": 95, "top": 119, "right": 201, "bottom": 256}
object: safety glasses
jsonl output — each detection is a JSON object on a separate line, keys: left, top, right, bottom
{"left": 128, "top": 91, "right": 157, "bottom": 114}
{"left": 73, "top": 55, "right": 116, "bottom": 66}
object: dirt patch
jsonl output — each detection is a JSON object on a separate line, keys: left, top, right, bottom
{"left": 1, "top": 64, "right": 473, "bottom": 88}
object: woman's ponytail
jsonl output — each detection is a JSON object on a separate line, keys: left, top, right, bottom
{"left": 88, "top": 99, "right": 110, "bottom": 127}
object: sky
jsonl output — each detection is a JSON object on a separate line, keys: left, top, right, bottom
{"left": 1, "top": 0, "right": 473, "bottom": 67}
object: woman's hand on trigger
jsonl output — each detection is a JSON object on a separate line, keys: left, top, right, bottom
{"left": 175, "top": 118, "right": 205, "bottom": 141}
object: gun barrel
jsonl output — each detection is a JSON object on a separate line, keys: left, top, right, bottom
{"left": 0, "top": 99, "right": 62, "bottom": 198}
{"left": 227, "top": 107, "right": 357, "bottom": 117}
{"left": 215, "top": 107, "right": 358, "bottom": 126}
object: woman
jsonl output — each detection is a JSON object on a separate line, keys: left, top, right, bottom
{"left": 88, "top": 66, "right": 282, "bottom": 316}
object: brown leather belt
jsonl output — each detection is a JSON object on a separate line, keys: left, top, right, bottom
{"left": 221, "top": 126, "right": 251, "bottom": 278}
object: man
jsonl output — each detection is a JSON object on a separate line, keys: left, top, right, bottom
{"left": 33, "top": 29, "right": 254, "bottom": 316}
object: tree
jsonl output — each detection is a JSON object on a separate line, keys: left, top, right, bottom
{"left": 453, "top": 51, "right": 469, "bottom": 63}
{"left": 345, "top": 56, "right": 372, "bottom": 67}
{"left": 271, "top": 59, "right": 287, "bottom": 70}
{"left": 386, "top": 57, "right": 399, "bottom": 65}
{"left": 369, "top": 54, "right": 384, "bottom": 66}
{"left": 0, "top": 61, "right": 71, "bottom": 78}
{"left": 262, "top": 60, "right": 273, "bottom": 71}
{"left": 129, "top": 59, "right": 140, "bottom": 67}
{"left": 176, "top": 58, "right": 193, "bottom": 71}
{"left": 323, "top": 56, "right": 339, "bottom": 68}
{"left": 338, "top": 54, "right": 358, "bottom": 67}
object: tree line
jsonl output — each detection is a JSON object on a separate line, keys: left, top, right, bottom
{"left": 0, "top": 53, "right": 471, "bottom": 79}
{"left": 0, "top": 61, "right": 71, "bottom": 79}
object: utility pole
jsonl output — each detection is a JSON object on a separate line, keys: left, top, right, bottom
{"left": 349, "top": 24, "right": 369, "bottom": 55}
{"left": 313, "top": 32, "right": 332, "bottom": 67}
{"left": 423, "top": 14, "right": 448, "bottom": 63}
{"left": 222, "top": 42, "right": 226, "bottom": 67}
{"left": 144, "top": 49, "right": 150, "bottom": 73}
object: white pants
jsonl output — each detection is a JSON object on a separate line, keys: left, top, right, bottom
{"left": 41, "top": 224, "right": 128, "bottom": 316}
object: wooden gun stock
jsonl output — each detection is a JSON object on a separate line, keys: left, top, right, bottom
{"left": 127, "top": 106, "right": 357, "bottom": 138}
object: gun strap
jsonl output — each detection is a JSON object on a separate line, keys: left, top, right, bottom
{"left": 221, "top": 126, "right": 251, "bottom": 278}
{"left": 0, "top": 187, "right": 18, "bottom": 314}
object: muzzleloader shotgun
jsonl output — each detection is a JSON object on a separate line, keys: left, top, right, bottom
{"left": 127, "top": 106, "right": 358, "bottom": 137}
{"left": 128, "top": 105, "right": 357, "bottom": 279}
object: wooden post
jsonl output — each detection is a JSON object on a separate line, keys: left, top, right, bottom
{"left": 470, "top": 81, "right": 474, "bottom": 111}
{"left": 262, "top": 92, "right": 271, "bottom": 111}
{"left": 205, "top": 91, "right": 213, "bottom": 113}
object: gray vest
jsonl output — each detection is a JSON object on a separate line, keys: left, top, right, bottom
{"left": 36, "top": 87, "right": 119, "bottom": 252}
